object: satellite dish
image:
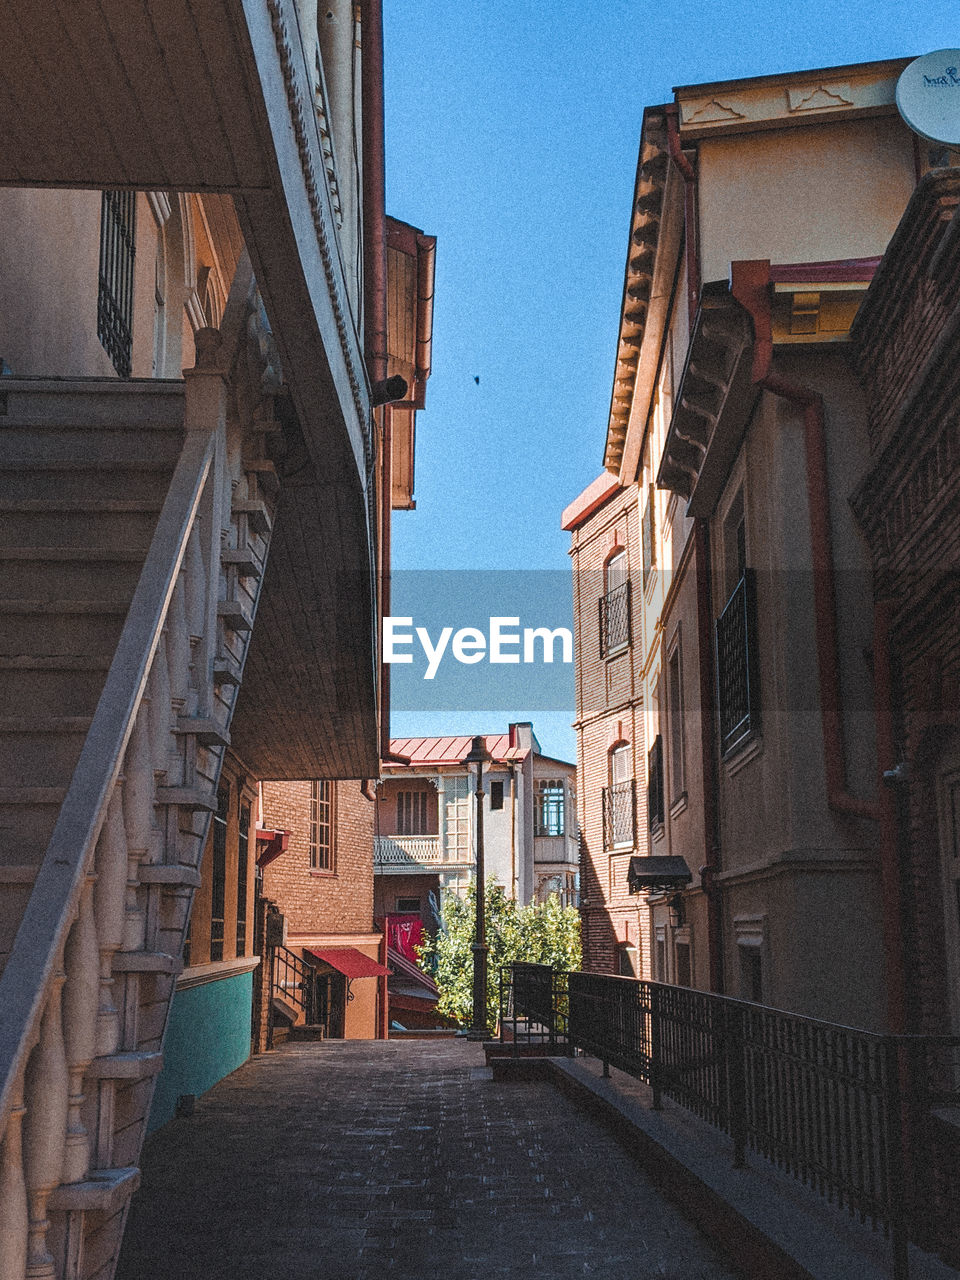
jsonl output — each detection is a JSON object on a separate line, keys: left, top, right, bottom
{"left": 896, "top": 51, "right": 960, "bottom": 146}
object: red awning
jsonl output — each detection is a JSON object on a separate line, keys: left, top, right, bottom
{"left": 307, "top": 948, "right": 390, "bottom": 979}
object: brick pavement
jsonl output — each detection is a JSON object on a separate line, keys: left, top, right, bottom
{"left": 117, "top": 1038, "right": 740, "bottom": 1280}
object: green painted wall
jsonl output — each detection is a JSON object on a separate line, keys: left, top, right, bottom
{"left": 148, "top": 970, "right": 253, "bottom": 1131}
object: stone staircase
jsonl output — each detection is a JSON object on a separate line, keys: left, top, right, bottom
{"left": 0, "top": 313, "right": 281, "bottom": 1279}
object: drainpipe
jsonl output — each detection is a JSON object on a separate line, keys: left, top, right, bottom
{"left": 509, "top": 764, "right": 518, "bottom": 901}
{"left": 360, "top": 0, "right": 387, "bottom": 388}
{"left": 873, "top": 600, "right": 908, "bottom": 1035}
{"left": 694, "top": 518, "right": 724, "bottom": 992}
{"left": 665, "top": 103, "right": 700, "bottom": 330}
{"left": 730, "top": 259, "right": 877, "bottom": 822}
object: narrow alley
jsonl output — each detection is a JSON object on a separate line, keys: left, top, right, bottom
{"left": 116, "top": 1039, "right": 739, "bottom": 1280}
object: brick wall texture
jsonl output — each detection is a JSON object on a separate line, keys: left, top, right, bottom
{"left": 261, "top": 780, "right": 375, "bottom": 936}
{"left": 851, "top": 169, "right": 960, "bottom": 1266}
{"left": 569, "top": 485, "right": 647, "bottom": 974}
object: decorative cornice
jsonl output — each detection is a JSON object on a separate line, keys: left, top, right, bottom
{"left": 266, "top": 0, "right": 371, "bottom": 467}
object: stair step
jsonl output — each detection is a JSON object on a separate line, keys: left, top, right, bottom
{"left": 0, "top": 600, "right": 127, "bottom": 614}
{"left": 0, "top": 546, "right": 144, "bottom": 562}
{"left": 155, "top": 786, "right": 217, "bottom": 812}
{"left": 218, "top": 599, "right": 253, "bottom": 632}
{"left": 0, "top": 466, "right": 172, "bottom": 504}
{"left": 0, "top": 716, "right": 92, "bottom": 732}
{"left": 112, "top": 950, "right": 182, "bottom": 974}
{"left": 0, "top": 787, "right": 65, "bottom": 804}
{"left": 0, "top": 499, "right": 163, "bottom": 513}
{"left": 138, "top": 864, "right": 202, "bottom": 888}
{"left": 232, "top": 498, "right": 272, "bottom": 534}
{"left": 176, "top": 716, "right": 230, "bottom": 748}
{"left": 220, "top": 547, "right": 263, "bottom": 579}
{"left": 0, "top": 865, "right": 38, "bottom": 884}
{"left": 49, "top": 1167, "right": 140, "bottom": 1214}
{"left": 0, "top": 657, "right": 109, "bottom": 717}
{"left": 87, "top": 1051, "right": 163, "bottom": 1081}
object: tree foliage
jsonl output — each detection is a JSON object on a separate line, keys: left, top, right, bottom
{"left": 418, "top": 881, "right": 581, "bottom": 1028}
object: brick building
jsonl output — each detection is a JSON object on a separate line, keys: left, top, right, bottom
{"left": 260, "top": 780, "right": 388, "bottom": 1040}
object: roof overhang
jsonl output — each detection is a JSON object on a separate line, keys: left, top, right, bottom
{"left": 603, "top": 108, "right": 685, "bottom": 484}
{"left": 386, "top": 217, "right": 437, "bottom": 510}
{"left": 627, "top": 855, "right": 693, "bottom": 893}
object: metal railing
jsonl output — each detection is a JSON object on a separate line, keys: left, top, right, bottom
{"left": 271, "top": 945, "right": 316, "bottom": 1026}
{"left": 502, "top": 964, "right": 960, "bottom": 1279}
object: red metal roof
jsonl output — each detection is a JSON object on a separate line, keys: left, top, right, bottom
{"left": 561, "top": 472, "right": 621, "bottom": 531}
{"left": 307, "top": 948, "right": 390, "bottom": 978}
{"left": 385, "top": 734, "right": 528, "bottom": 767}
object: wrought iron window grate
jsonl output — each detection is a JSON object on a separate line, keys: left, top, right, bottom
{"left": 98, "top": 190, "right": 136, "bottom": 377}
{"left": 603, "top": 779, "right": 636, "bottom": 849}
{"left": 599, "top": 579, "right": 631, "bottom": 656}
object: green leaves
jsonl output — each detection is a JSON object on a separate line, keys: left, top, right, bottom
{"left": 417, "top": 882, "right": 582, "bottom": 1028}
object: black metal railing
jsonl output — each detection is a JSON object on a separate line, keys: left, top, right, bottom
{"left": 716, "top": 570, "right": 759, "bottom": 755}
{"left": 599, "top": 579, "right": 631, "bottom": 655}
{"left": 271, "top": 945, "right": 315, "bottom": 1023}
{"left": 499, "top": 962, "right": 569, "bottom": 1050}
{"left": 502, "top": 964, "right": 960, "bottom": 1279}
{"left": 602, "top": 779, "right": 636, "bottom": 849}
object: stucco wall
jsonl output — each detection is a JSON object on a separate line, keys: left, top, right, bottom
{"left": 149, "top": 969, "right": 254, "bottom": 1130}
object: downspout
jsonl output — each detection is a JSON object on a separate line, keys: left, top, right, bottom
{"left": 665, "top": 103, "right": 700, "bottom": 330}
{"left": 694, "top": 518, "right": 724, "bottom": 992}
{"left": 730, "top": 259, "right": 877, "bottom": 821}
{"left": 873, "top": 600, "right": 908, "bottom": 1035}
{"left": 509, "top": 764, "right": 517, "bottom": 901}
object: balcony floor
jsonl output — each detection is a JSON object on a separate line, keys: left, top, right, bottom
{"left": 117, "top": 1038, "right": 738, "bottom": 1279}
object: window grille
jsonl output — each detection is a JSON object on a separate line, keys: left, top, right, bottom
{"left": 98, "top": 191, "right": 136, "bottom": 377}
{"left": 210, "top": 787, "right": 228, "bottom": 962}
{"left": 603, "top": 779, "right": 636, "bottom": 849}
{"left": 599, "top": 580, "right": 631, "bottom": 656}
{"left": 236, "top": 803, "right": 250, "bottom": 957}
{"left": 648, "top": 735, "right": 665, "bottom": 829}
{"left": 535, "top": 779, "right": 565, "bottom": 836}
{"left": 310, "top": 780, "right": 334, "bottom": 870}
{"left": 716, "top": 570, "right": 760, "bottom": 756}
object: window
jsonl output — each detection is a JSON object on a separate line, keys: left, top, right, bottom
{"left": 236, "top": 802, "right": 249, "bottom": 957}
{"left": 648, "top": 735, "right": 665, "bottom": 830}
{"left": 668, "top": 639, "right": 684, "bottom": 801}
{"left": 397, "top": 789, "right": 429, "bottom": 835}
{"left": 603, "top": 745, "right": 636, "bottom": 849}
{"left": 599, "top": 550, "right": 631, "bottom": 655}
{"left": 490, "top": 780, "right": 504, "bottom": 811}
{"left": 740, "top": 948, "right": 763, "bottom": 1003}
{"left": 655, "top": 928, "right": 667, "bottom": 982}
{"left": 310, "top": 780, "right": 334, "bottom": 871}
{"left": 618, "top": 943, "right": 639, "bottom": 978}
{"left": 210, "top": 787, "right": 228, "bottom": 962}
{"left": 98, "top": 191, "right": 136, "bottom": 377}
{"left": 716, "top": 570, "right": 760, "bottom": 756}
{"left": 642, "top": 485, "right": 656, "bottom": 588}
{"left": 396, "top": 896, "right": 421, "bottom": 913}
{"left": 675, "top": 941, "right": 692, "bottom": 989}
{"left": 535, "top": 779, "right": 565, "bottom": 836}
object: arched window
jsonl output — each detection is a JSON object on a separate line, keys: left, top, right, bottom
{"left": 604, "top": 743, "right": 635, "bottom": 849}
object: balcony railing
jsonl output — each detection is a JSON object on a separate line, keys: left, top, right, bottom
{"left": 500, "top": 964, "right": 960, "bottom": 1280}
{"left": 599, "top": 579, "right": 631, "bottom": 655}
{"left": 716, "top": 570, "right": 760, "bottom": 755}
{"left": 374, "top": 834, "right": 444, "bottom": 868}
{"left": 602, "top": 780, "right": 636, "bottom": 849}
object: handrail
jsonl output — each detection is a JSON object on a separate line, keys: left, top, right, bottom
{"left": 0, "top": 424, "right": 214, "bottom": 1129}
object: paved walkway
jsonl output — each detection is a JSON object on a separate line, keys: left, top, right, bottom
{"left": 117, "top": 1038, "right": 740, "bottom": 1280}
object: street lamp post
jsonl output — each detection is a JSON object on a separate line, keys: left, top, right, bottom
{"left": 463, "top": 734, "right": 492, "bottom": 1040}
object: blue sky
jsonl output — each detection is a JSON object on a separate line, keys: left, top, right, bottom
{"left": 382, "top": 2, "right": 959, "bottom": 761}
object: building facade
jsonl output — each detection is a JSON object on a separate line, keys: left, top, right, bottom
{"left": 0, "top": 5, "right": 435, "bottom": 1278}
{"left": 566, "top": 57, "right": 938, "bottom": 1031}
{"left": 374, "top": 725, "right": 579, "bottom": 908}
